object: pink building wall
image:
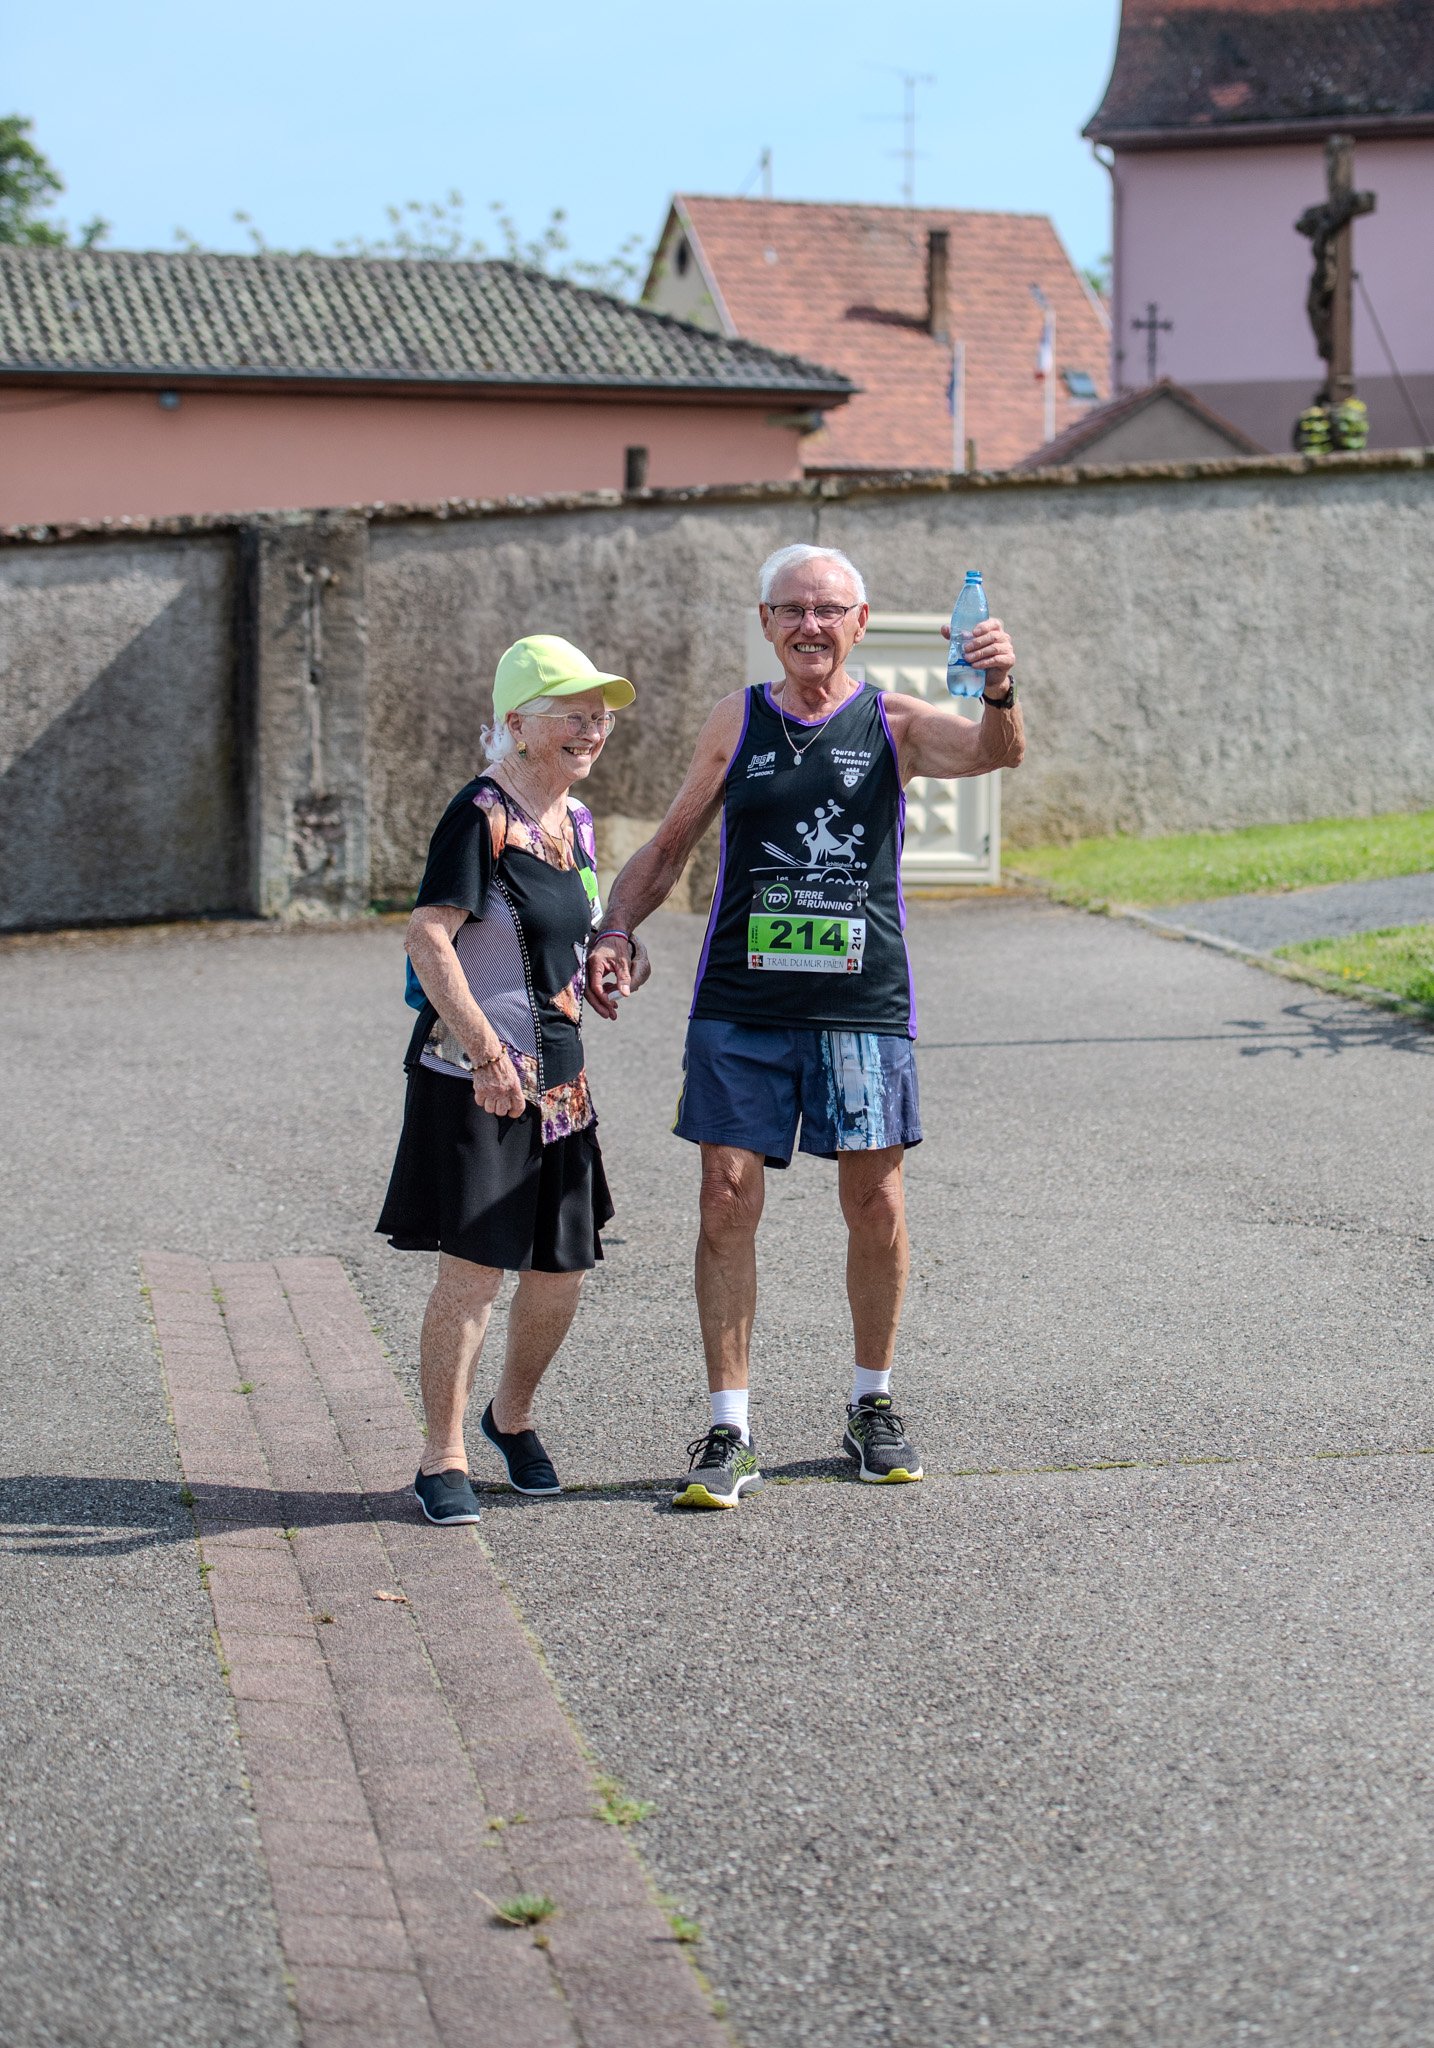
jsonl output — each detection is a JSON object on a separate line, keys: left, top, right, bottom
{"left": 1112, "top": 138, "right": 1434, "bottom": 449}
{"left": 0, "top": 388, "right": 807, "bottom": 526}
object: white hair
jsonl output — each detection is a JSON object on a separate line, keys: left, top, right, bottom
{"left": 758, "top": 544, "right": 867, "bottom": 606}
{"left": 480, "top": 721, "right": 517, "bottom": 765}
{"left": 479, "top": 690, "right": 565, "bottom": 764}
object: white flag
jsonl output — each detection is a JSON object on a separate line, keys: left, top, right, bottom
{"left": 1035, "top": 312, "right": 1054, "bottom": 380}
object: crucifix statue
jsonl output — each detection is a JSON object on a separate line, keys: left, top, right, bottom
{"left": 1295, "top": 134, "right": 1375, "bottom": 405}
{"left": 1130, "top": 301, "right": 1173, "bottom": 384}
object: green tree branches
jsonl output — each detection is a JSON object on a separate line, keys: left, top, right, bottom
{"left": 338, "top": 193, "right": 644, "bottom": 296}
{"left": 175, "top": 192, "right": 645, "bottom": 297}
{"left": 9, "top": 114, "right": 642, "bottom": 295}
{"left": 0, "top": 116, "right": 108, "bottom": 249}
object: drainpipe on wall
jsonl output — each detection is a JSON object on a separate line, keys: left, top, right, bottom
{"left": 1093, "top": 143, "right": 1123, "bottom": 393}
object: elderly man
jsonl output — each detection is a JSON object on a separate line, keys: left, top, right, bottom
{"left": 587, "top": 544, "right": 1022, "bottom": 1507}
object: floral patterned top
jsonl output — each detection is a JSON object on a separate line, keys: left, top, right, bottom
{"left": 404, "top": 778, "right": 602, "bottom": 1145}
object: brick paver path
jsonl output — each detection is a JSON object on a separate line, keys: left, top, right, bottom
{"left": 143, "top": 1251, "right": 726, "bottom": 2048}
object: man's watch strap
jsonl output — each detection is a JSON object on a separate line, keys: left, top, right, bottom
{"left": 981, "top": 676, "right": 1017, "bottom": 707}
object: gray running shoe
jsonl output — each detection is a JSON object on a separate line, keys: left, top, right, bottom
{"left": 842, "top": 1396, "right": 924, "bottom": 1483}
{"left": 672, "top": 1425, "right": 763, "bottom": 1510}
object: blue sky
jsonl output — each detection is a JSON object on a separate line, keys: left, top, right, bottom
{"left": 8, "top": 0, "right": 1123, "bottom": 275}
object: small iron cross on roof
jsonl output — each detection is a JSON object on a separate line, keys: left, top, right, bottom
{"left": 1131, "top": 302, "right": 1173, "bottom": 384}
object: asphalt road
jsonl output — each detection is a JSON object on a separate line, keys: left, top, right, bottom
{"left": 3, "top": 899, "right": 1433, "bottom": 2046}
{"left": 1146, "top": 870, "right": 1434, "bottom": 953}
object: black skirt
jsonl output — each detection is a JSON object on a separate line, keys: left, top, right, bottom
{"left": 377, "top": 1062, "right": 614, "bottom": 1272}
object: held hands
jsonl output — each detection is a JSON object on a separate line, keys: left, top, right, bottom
{"left": 470, "top": 1044, "right": 526, "bottom": 1119}
{"left": 585, "top": 932, "right": 652, "bottom": 1021}
{"left": 941, "top": 616, "right": 1015, "bottom": 686}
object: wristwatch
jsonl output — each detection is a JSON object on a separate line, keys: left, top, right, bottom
{"left": 981, "top": 675, "right": 1017, "bottom": 707}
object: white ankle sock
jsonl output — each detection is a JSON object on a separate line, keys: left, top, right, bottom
{"left": 710, "top": 1389, "right": 750, "bottom": 1443}
{"left": 851, "top": 1366, "right": 891, "bottom": 1409}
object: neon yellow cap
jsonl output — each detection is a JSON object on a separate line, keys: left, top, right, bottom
{"left": 493, "top": 635, "right": 635, "bottom": 721}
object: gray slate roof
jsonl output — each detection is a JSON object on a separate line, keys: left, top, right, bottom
{"left": 0, "top": 247, "right": 855, "bottom": 398}
{"left": 1086, "top": 0, "right": 1434, "bottom": 143}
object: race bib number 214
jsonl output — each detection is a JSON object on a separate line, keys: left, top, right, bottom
{"left": 748, "top": 901, "right": 866, "bottom": 973}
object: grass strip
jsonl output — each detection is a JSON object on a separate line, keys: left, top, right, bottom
{"left": 1007, "top": 809, "right": 1434, "bottom": 908}
{"left": 1275, "top": 922, "right": 1434, "bottom": 1010}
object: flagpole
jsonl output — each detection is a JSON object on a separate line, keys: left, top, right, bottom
{"left": 1031, "top": 282, "right": 1056, "bottom": 448}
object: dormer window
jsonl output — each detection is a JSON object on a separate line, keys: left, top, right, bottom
{"left": 1063, "top": 368, "right": 1098, "bottom": 400}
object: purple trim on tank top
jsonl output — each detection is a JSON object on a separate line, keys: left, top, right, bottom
{"left": 762, "top": 679, "right": 866, "bottom": 725}
{"left": 876, "top": 690, "right": 918, "bottom": 1038}
{"left": 689, "top": 686, "right": 753, "bottom": 1015}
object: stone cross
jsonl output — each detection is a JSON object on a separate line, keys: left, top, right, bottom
{"left": 1295, "top": 135, "right": 1376, "bottom": 405}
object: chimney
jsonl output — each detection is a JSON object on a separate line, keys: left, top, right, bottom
{"left": 926, "top": 228, "right": 951, "bottom": 343}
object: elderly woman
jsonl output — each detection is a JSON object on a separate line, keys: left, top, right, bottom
{"left": 377, "top": 635, "right": 646, "bottom": 1525}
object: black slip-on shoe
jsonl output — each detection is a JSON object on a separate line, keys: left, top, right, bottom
{"left": 480, "top": 1401, "right": 562, "bottom": 1496}
{"left": 414, "top": 1466, "right": 482, "bottom": 1524}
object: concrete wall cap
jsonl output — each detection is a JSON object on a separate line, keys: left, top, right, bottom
{"left": 4, "top": 445, "right": 1432, "bottom": 549}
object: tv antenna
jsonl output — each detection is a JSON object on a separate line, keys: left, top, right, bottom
{"left": 883, "top": 70, "right": 935, "bottom": 206}
{"left": 739, "top": 147, "right": 774, "bottom": 199}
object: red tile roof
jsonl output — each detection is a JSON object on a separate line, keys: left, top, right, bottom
{"left": 1086, "top": 0, "right": 1434, "bottom": 142}
{"left": 666, "top": 197, "right": 1111, "bottom": 474}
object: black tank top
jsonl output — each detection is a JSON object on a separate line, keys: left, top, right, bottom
{"left": 691, "top": 683, "right": 914, "bottom": 1036}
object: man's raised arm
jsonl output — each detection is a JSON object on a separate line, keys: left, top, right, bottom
{"left": 586, "top": 691, "right": 747, "bottom": 1019}
{"left": 883, "top": 615, "right": 1026, "bottom": 783}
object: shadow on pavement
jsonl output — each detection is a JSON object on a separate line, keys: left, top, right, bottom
{"left": 923, "top": 996, "right": 1433, "bottom": 1060}
{"left": 0, "top": 1474, "right": 421, "bottom": 1554}
{"left": 0, "top": 1455, "right": 873, "bottom": 1547}
{"left": 478, "top": 1453, "right": 857, "bottom": 1514}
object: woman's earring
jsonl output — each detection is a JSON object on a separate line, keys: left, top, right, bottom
{"left": 516, "top": 741, "right": 527, "bottom": 755}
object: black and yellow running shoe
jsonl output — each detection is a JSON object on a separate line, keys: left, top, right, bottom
{"left": 842, "top": 1396, "right": 924, "bottom": 1483}
{"left": 672, "top": 1425, "right": 764, "bottom": 1510}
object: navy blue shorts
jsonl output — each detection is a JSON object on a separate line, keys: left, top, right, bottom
{"left": 673, "top": 1019, "right": 922, "bottom": 1168}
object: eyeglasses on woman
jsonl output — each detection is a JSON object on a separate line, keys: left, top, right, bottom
{"left": 523, "top": 710, "right": 618, "bottom": 737}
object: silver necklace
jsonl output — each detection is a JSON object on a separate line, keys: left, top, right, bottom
{"left": 773, "top": 681, "right": 852, "bottom": 765}
{"left": 491, "top": 766, "right": 572, "bottom": 864}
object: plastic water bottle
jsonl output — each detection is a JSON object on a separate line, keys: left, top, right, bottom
{"left": 946, "top": 570, "right": 989, "bottom": 698}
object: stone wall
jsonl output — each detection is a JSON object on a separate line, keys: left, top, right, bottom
{"left": 0, "top": 533, "right": 242, "bottom": 928}
{"left": 365, "top": 499, "right": 813, "bottom": 908}
{"left": 821, "top": 462, "right": 1434, "bottom": 844}
{"left": 2, "top": 449, "right": 1431, "bottom": 929}
{"left": 366, "top": 453, "right": 1434, "bottom": 887}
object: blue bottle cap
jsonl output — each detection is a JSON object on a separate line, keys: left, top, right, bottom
{"left": 965, "top": 569, "right": 983, "bottom": 580}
